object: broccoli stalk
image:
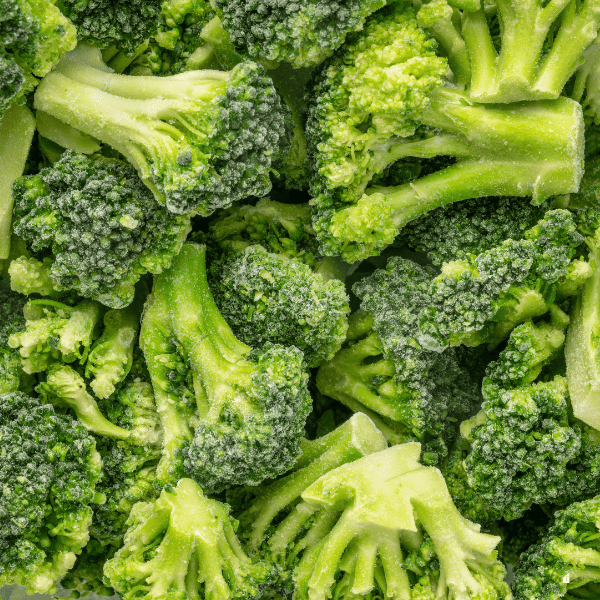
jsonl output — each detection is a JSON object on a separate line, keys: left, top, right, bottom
{"left": 140, "top": 243, "right": 311, "bottom": 492}
{"left": 34, "top": 45, "right": 290, "bottom": 216}
{"left": 0, "top": 104, "right": 35, "bottom": 259}
{"left": 104, "top": 478, "right": 275, "bottom": 600}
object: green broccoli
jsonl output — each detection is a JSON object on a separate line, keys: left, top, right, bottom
{"left": 58, "top": 0, "right": 161, "bottom": 55}
{"left": 419, "top": 209, "right": 590, "bottom": 350}
{"left": 61, "top": 540, "right": 117, "bottom": 598}
{"left": 139, "top": 243, "right": 311, "bottom": 492}
{"left": 0, "top": 391, "right": 103, "bottom": 594}
{"left": 34, "top": 45, "right": 291, "bottom": 216}
{"left": 104, "top": 477, "right": 275, "bottom": 600}
{"left": 210, "top": 245, "right": 349, "bottom": 367}
{"left": 211, "top": 0, "right": 387, "bottom": 68}
{"left": 0, "top": 0, "right": 76, "bottom": 117}
{"left": 306, "top": 2, "right": 585, "bottom": 261}
{"left": 462, "top": 317, "right": 600, "bottom": 521}
{"left": 0, "top": 286, "right": 30, "bottom": 395}
{"left": 11, "top": 151, "right": 190, "bottom": 308}
{"left": 513, "top": 495, "right": 600, "bottom": 599}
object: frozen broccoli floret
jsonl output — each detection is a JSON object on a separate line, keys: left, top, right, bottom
{"left": 0, "top": 286, "right": 29, "bottom": 394}
{"left": 140, "top": 243, "right": 311, "bottom": 492}
{"left": 0, "top": 391, "right": 103, "bottom": 594}
{"left": 104, "top": 478, "right": 275, "bottom": 600}
{"left": 11, "top": 151, "right": 190, "bottom": 308}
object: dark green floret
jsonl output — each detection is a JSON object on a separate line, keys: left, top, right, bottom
{"left": 0, "top": 286, "right": 29, "bottom": 394}
{"left": 0, "top": 391, "right": 103, "bottom": 594}
{"left": 210, "top": 245, "right": 349, "bottom": 367}
{"left": 513, "top": 495, "right": 600, "bottom": 599}
{"left": 139, "top": 243, "right": 311, "bottom": 492}
{"left": 11, "top": 150, "right": 190, "bottom": 308}
{"left": 104, "top": 477, "right": 275, "bottom": 600}
{"left": 34, "top": 46, "right": 291, "bottom": 216}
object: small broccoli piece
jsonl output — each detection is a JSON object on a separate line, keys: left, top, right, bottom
{"left": 0, "top": 286, "right": 29, "bottom": 395}
{"left": 0, "top": 391, "right": 103, "bottom": 594}
{"left": 419, "top": 209, "right": 590, "bottom": 350}
{"left": 463, "top": 318, "right": 600, "bottom": 521}
{"left": 0, "top": 0, "right": 76, "bottom": 117}
{"left": 85, "top": 289, "right": 145, "bottom": 399}
{"left": 104, "top": 478, "right": 275, "bottom": 600}
{"left": 210, "top": 245, "right": 349, "bottom": 367}
{"left": 513, "top": 496, "right": 600, "bottom": 599}
{"left": 11, "top": 151, "right": 191, "bottom": 308}
{"left": 59, "top": 0, "right": 161, "bottom": 55}
{"left": 306, "top": 3, "right": 585, "bottom": 261}
{"left": 8, "top": 297, "right": 103, "bottom": 373}
{"left": 565, "top": 208, "right": 600, "bottom": 431}
{"left": 0, "top": 104, "right": 35, "bottom": 258}
{"left": 140, "top": 243, "right": 311, "bottom": 492}
{"left": 400, "top": 196, "right": 549, "bottom": 266}
{"left": 34, "top": 45, "right": 291, "bottom": 216}
{"left": 212, "top": 0, "right": 387, "bottom": 68}
{"left": 8, "top": 256, "right": 57, "bottom": 297}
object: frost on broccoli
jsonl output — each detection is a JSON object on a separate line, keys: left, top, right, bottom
{"left": 140, "top": 243, "right": 311, "bottom": 492}
{"left": 0, "top": 392, "right": 103, "bottom": 594}
{"left": 306, "top": 2, "right": 584, "bottom": 261}
{"left": 11, "top": 151, "right": 190, "bottom": 308}
{"left": 34, "top": 45, "right": 292, "bottom": 216}
{"left": 0, "top": 0, "right": 76, "bottom": 117}
{"left": 513, "top": 495, "right": 600, "bottom": 600}
{"left": 104, "top": 478, "right": 275, "bottom": 600}
{"left": 419, "top": 209, "right": 590, "bottom": 350}
{"left": 0, "top": 286, "right": 29, "bottom": 394}
{"left": 210, "top": 245, "right": 349, "bottom": 367}
{"left": 212, "top": 0, "right": 387, "bottom": 68}
{"left": 462, "top": 317, "right": 600, "bottom": 521}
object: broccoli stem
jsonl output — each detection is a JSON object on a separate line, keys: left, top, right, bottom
{"left": 0, "top": 104, "right": 36, "bottom": 259}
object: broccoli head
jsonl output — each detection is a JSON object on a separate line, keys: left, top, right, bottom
{"left": 212, "top": 0, "right": 387, "bottom": 68}
{"left": 11, "top": 151, "right": 190, "bottom": 308}
{"left": 34, "top": 45, "right": 292, "bottom": 216}
{"left": 59, "top": 0, "right": 161, "bottom": 55}
{"left": 0, "top": 0, "right": 76, "bottom": 117}
{"left": 513, "top": 495, "right": 600, "bottom": 599}
{"left": 0, "top": 391, "right": 103, "bottom": 594}
{"left": 104, "top": 477, "right": 275, "bottom": 600}
{"left": 210, "top": 245, "right": 349, "bottom": 367}
{"left": 140, "top": 243, "right": 311, "bottom": 492}
{"left": 306, "top": 2, "right": 584, "bottom": 261}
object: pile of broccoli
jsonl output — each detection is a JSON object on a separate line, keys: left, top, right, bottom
{"left": 6, "top": 0, "right": 600, "bottom": 598}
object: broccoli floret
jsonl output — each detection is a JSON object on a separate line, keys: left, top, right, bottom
{"left": 0, "top": 286, "right": 29, "bottom": 394}
{"left": 419, "top": 210, "right": 590, "bottom": 349}
{"left": 34, "top": 45, "right": 292, "bottom": 216}
{"left": 8, "top": 256, "right": 57, "bottom": 297}
{"left": 11, "top": 151, "right": 190, "bottom": 308}
{"left": 212, "top": 0, "right": 387, "bottom": 68}
{"left": 400, "top": 196, "right": 549, "bottom": 266}
{"left": 61, "top": 540, "right": 117, "bottom": 598}
{"left": 0, "top": 0, "right": 76, "bottom": 117}
{"left": 513, "top": 495, "right": 600, "bottom": 599}
{"left": 0, "top": 391, "right": 103, "bottom": 594}
{"left": 59, "top": 0, "right": 161, "bottom": 55}
{"left": 306, "top": 3, "right": 585, "bottom": 261}
{"left": 0, "top": 104, "right": 35, "bottom": 259}
{"left": 210, "top": 245, "right": 349, "bottom": 367}
{"left": 416, "top": 0, "right": 600, "bottom": 103}
{"left": 104, "top": 477, "right": 275, "bottom": 600}
{"left": 139, "top": 243, "right": 311, "bottom": 492}
{"left": 463, "top": 318, "right": 600, "bottom": 521}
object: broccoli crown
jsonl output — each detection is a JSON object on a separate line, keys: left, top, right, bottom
{"left": 0, "top": 391, "right": 102, "bottom": 594}
{"left": 34, "top": 48, "right": 292, "bottom": 216}
{"left": 140, "top": 243, "right": 312, "bottom": 493}
{"left": 59, "top": 0, "right": 161, "bottom": 55}
{"left": 463, "top": 319, "right": 600, "bottom": 521}
{"left": 12, "top": 151, "right": 190, "bottom": 308}
{"left": 213, "top": 0, "right": 387, "bottom": 68}
{"left": 419, "top": 209, "right": 586, "bottom": 349}
{"left": 0, "top": 0, "right": 76, "bottom": 116}
{"left": 400, "top": 196, "right": 549, "bottom": 266}
{"left": 513, "top": 496, "right": 600, "bottom": 600}
{"left": 210, "top": 245, "right": 349, "bottom": 367}
{"left": 104, "top": 478, "right": 275, "bottom": 600}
